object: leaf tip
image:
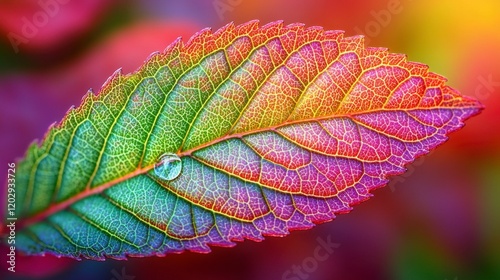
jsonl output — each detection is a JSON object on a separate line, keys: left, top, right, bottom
{"left": 285, "top": 22, "right": 306, "bottom": 29}
{"left": 100, "top": 68, "right": 123, "bottom": 90}
{"left": 162, "top": 36, "right": 183, "bottom": 57}
{"left": 261, "top": 19, "right": 284, "bottom": 29}
{"left": 145, "top": 51, "right": 161, "bottom": 62}
{"left": 238, "top": 19, "right": 261, "bottom": 30}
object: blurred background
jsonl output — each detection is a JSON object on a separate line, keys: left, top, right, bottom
{"left": 0, "top": 0, "right": 499, "bottom": 279}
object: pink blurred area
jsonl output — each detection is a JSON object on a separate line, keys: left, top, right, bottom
{"left": 0, "top": 0, "right": 116, "bottom": 55}
{"left": 1, "top": 0, "right": 499, "bottom": 279}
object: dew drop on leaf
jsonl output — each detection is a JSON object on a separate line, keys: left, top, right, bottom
{"left": 154, "top": 153, "right": 182, "bottom": 181}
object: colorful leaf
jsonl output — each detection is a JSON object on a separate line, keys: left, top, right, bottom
{"left": 7, "top": 21, "right": 482, "bottom": 260}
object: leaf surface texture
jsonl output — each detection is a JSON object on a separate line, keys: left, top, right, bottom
{"left": 12, "top": 21, "right": 482, "bottom": 260}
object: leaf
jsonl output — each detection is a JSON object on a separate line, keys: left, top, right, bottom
{"left": 7, "top": 21, "right": 482, "bottom": 260}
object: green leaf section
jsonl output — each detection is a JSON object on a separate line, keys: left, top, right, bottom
{"left": 18, "top": 32, "right": 239, "bottom": 217}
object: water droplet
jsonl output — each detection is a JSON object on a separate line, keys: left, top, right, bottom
{"left": 154, "top": 153, "right": 182, "bottom": 181}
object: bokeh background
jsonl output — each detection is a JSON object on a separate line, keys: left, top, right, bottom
{"left": 1, "top": 0, "right": 499, "bottom": 279}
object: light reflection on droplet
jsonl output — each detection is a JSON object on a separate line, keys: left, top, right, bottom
{"left": 154, "top": 153, "right": 182, "bottom": 181}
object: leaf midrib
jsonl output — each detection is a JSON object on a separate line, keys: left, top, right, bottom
{"left": 17, "top": 103, "right": 475, "bottom": 231}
